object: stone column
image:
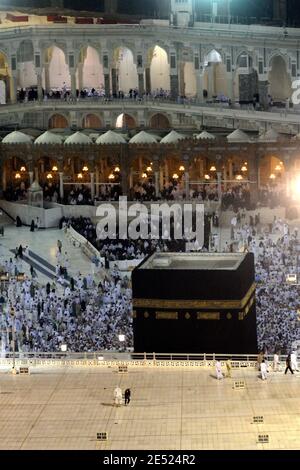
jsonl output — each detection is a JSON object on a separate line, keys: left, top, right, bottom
{"left": 199, "top": 159, "right": 204, "bottom": 179}
{"left": 226, "top": 71, "right": 235, "bottom": 101}
{"left": 10, "top": 75, "right": 17, "bottom": 103}
{"left": 44, "top": 64, "right": 50, "bottom": 93}
{"left": 196, "top": 72, "right": 204, "bottom": 101}
{"left": 29, "top": 171, "right": 34, "bottom": 185}
{"left": 145, "top": 67, "right": 151, "bottom": 94}
{"left": 153, "top": 159, "right": 160, "bottom": 197}
{"left": 104, "top": 73, "right": 110, "bottom": 97}
{"left": 129, "top": 169, "right": 133, "bottom": 190}
{"left": 207, "top": 64, "right": 214, "bottom": 98}
{"left": 59, "top": 172, "right": 64, "bottom": 200}
{"left": 184, "top": 170, "right": 190, "bottom": 198}
{"left": 138, "top": 71, "right": 145, "bottom": 96}
{"left": 111, "top": 68, "right": 118, "bottom": 97}
{"left": 170, "top": 75, "right": 179, "bottom": 100}
{"left": 70, "top": 72, "right": 77, "bottom": 98}
{"left": 164, "top": 160, "right": 169, "bottom": 185}
{"left": 228, "top": 160, "right": 233, "bottom": 181}
{"left": 258, "top": 80, "right": 269, "bottom": 110}
{"left": 179, "top": 62, "right": 185, "bottom": 97}
{"left": 37, "top": 73, "right": 43, "bottom": 101}
{"left": 90, "top": 172, "right": 95, "bottom": 200}
{"left": 159, "top": 164, "right": 164, "bottom": 190}
{"left": 77, "top": 63, "right": 83, "bottom": 92}
{"left": 138, "top": 157, "right": 143, "bottom": 177}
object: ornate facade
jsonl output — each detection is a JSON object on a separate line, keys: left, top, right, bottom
{"left": 0, "top": 9, "right": 300, "bottom": 201}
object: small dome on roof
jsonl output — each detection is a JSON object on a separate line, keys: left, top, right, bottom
{"left": 129, "top": 131, "right": 157, "bottom": 144}
{"left": 227, "top": 129, "right": 250, "bottom": 143}
{"left": 196, "top": 131, "right": 216, "bottom": 140}
{"left": 34, "top": 131, "right": 63, "bottom": 145}
{"left": 2, "top": 131, "right": 32, "bottom": 144}
{"left": 259, "top": 128, "right": 279, "bottom": 142}
{"left": 96, "top": 130, "right": 127, "bottom": 144}
{"left": 160, "top": 130, "right": 185, "bottom": 144}
{"left": 64, "top": 131, "right": 92, "bottom": 145}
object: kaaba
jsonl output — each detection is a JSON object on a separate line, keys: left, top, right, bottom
{"left": 132, "top": 252, "right": 257, "bottom": 354}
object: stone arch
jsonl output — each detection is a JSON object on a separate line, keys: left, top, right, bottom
{"left": 203, "top": 49, "right": 227, "bottom": 99}
{"left": 77, "top": 45, "right": 104, "bottom": 92}
{"left": 235, "top": 50, "right": 253, "bottom": 69}
{"left": 269, "top": 55, "right": 292, "bottom": 102}
{"left": 147, "top": 45, "right": 170, "bottom": 93}
{"left": 43, "top": 45, "right": 70, "bottom": 91}
{"left": 48, "top": 113, "right": 69, "bottom": 129}
{"left": 17, "top": 40, "right": 36, "bottom": 89}
{"left": 82, "top": 113, "right": 103, "bottom": 129}
{"left": 149, "top": 113, "right": 171, "bottom": 129}
{"left": 268, "top": 51, "right": 289, "bottom": 70}
{"left": 115, "top": 113, "right": 136, "bottom": 129}
{"left": 112, "top": 46, "right": 138, "bottom": 95}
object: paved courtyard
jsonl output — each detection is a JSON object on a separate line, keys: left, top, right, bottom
{"left": 0, "top": 365, "right": 299, "bottom": 450}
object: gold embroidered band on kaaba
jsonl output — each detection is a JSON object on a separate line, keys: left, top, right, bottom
{"left": 133, "top": 283, "right": 256, "bottom": 310}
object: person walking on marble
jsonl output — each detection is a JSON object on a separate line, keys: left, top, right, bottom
{"left": 114, "top": 385, "right": 123, "bottom": 406}
{"left": 215, "top": 360, "right": 223, "bottom": 380}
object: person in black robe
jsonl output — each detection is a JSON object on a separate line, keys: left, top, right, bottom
{"left": 16, "top": 216, "right": 22, "bottom": 227}
{"left": 30, "top": 220, "right": 35, "bottom": 232}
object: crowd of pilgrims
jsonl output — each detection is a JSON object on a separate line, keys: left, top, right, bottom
{"left": 16, "top": 86, "right": 172, "bottom": 103}
{"left": 60, "top": 216, "right": 186, "bottom": 263}
{"left": 0, "top": 266, "right": 133, "bottom": 353}
{"left": 0, "top": 209, "right": 299, "bottom": 353}
{"left": 231, "top": 215, "right": 300, "bottom": 353}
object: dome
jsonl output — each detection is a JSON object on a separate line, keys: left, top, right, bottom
{"left": 129, "top": 131, "right": 157, "bottom": 144}
{"left": 196, "top": 131, "right": 216, "bottom": 140}
{"left": 227, "top": 129, "right": 250, "bottom": 143}
{"left": 34, "top": 131, "right": 63, "bottom": 145}
{"left": 64, "top": 131, "right": 92, "bottom": 145}
{"left": 96, "top": 130, "right": 127, "bottom": 144}
{"left": 2, "top": 131, "right": 32, "bottom": 144}
{"left": 259, "top": 128, "right": 279, "bottom": 142}
{"left": 160, "top": 130, "right": 185, "bottom": 144}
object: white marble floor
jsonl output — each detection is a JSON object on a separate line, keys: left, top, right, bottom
{"left": 0, "top": 224, "right": 94, "bottom": 283}
{"left": 0, "top": 366, "right": 299, "bottom": 450}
